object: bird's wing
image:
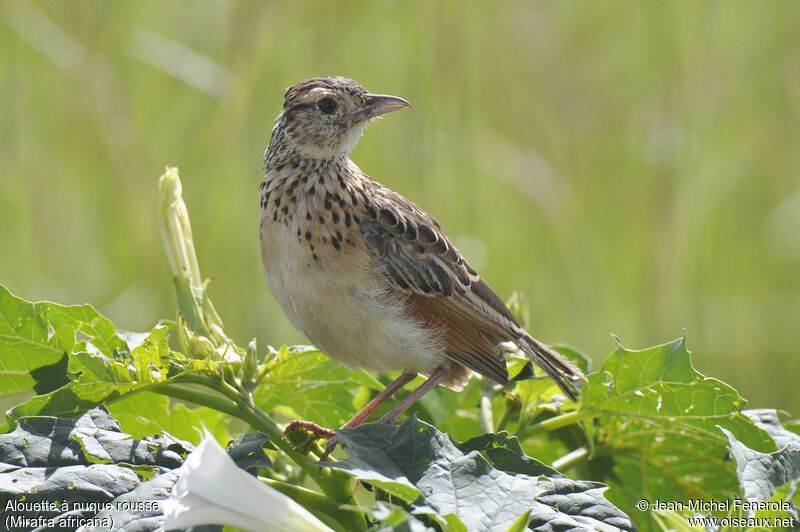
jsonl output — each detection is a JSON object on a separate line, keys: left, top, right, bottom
{"left": 355, "top": 179, "right": 582, "bottom": 396}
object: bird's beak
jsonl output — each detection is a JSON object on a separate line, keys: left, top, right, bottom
{"left": 347, "top": 94, "right": 411, "bottom": 124}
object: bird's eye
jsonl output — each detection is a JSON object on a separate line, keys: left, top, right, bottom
{"left": 317, "top": 97, "right": 337, "bottom": 114}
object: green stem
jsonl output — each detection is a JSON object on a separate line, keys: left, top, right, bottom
{"left": 201, "top": 378, "right": 361, "bottom": 517}
{"left": 260, "top": 478, "right": 364, "bottom": 531}
{"left": 159, "top": 168, "right": 206, "bottom": 333}
{"left": 151, "top": 381, "right": 335, "bottom": 495}
{"left": 551, "top": 445, "right": 589, "bottom": 472}
{"left": 517, "top": 410, "right": 592, "bottom": 440}
{"left": 238, "top": 398, "right": 359, "bottom": 506}
{"left": 478, "top": 383, "right": 494, "bottom": 434}
{"left": 163, "top": 364, "right": 360, "bottom": 511}
{"left": 495, "top": 395, "right": 519, "bottom": 432}
{"left": 150, "top": 383, "right": 241, "bottom": 418}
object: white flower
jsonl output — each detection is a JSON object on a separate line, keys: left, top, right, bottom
{"left": 162, "top": 434, "right": 331, "bottom": 532}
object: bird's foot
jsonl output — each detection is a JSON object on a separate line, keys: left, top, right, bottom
{"left": 283, "top": 420, "right": 337, "bottom": 456}
{"left": 283, "top": 420, "right": 336, "bottom": 440}
{"left": 319, "top": 441, "right": 338, "bottom": 461}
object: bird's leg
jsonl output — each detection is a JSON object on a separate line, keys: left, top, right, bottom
{"left": 343, "top": 369, "right": 417, "bottom": 429}
{"left": 320, "top": 370, "right": 417, "bottom": 461}
{"left": 378, "top": 366, "right": 449, "bottom": 424}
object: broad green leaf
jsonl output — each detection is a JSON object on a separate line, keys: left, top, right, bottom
{"left": 255, "top": 345, "right": 379, "bottom": 427}
{"left": 0, "top": 407, "right": 263, "bottom": 531}
{"left": 721, "top": 427, "right": 800, "bottom": 506}
{"left": 225, "top": 432, "right": 272, "bottom": 473}
{"left": 90, "top": 469, "right": 184, "bottom": 530}
{"left": 0, "top": 406, "right": 189, "bottom": 470}
{"left": 325, "top": 420, "right": 421, "bottom": 502}
{"left": 0, "top": 408, "right": 190, "bottom": 528}
{"left": 651, "top": 510, "right": 703, "bottom": 531}
{"left": 329, "top": 416, "right": 634, "bottom": 531}
{"left": 744, "top": 409, "right": 800, "bottom": 450}
{"left": 7, "top": 370, "right": 138, "bottom": 420}
{"left": 457, "top": 431, "right": 560, "bottom": 478}
{"left": 108, "top": 391, "right": 230, "bottom": 445}
{"left": 353, "top": 501, "right": 435, "bottom": 532}
{"left": 0, "top": 284, "right": 128, "bottom": 398}
{"left": 752, "top": 481, "right": 799, "bottom": 527}
{"left": 580, "top": 336, "right": 776, "bottom": 531}
{"left": 418, "top": 376, "right": 483, "bottom": 441}
{"left": 7, "top": 325, "right": 174, "bottom": 420}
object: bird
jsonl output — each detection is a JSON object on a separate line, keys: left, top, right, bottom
{"left": 259, "top": 76, "right": 583, "bottom": 437}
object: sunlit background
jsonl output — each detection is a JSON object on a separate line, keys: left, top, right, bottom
{"left": 1, "top": 1, "right": 798, "bottom": 414}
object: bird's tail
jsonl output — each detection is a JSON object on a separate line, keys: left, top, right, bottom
{"left": 518, "top": 334, "right": 585, "bottom": 401}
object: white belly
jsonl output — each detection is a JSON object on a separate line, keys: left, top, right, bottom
{"left": 260, "top": 219, "right": 446, "bottom": 374}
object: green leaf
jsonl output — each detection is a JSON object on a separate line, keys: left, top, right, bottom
{"left": 504, "top": 509, "right": 531, "bottom": 532}
{"left": 107, "top": 391, "right": 230, "bottom": 445}
{"left": 225, "top": 432, "right": 272, "bottom": 473}
{"left": 255, "top": 345, "right": 379, "bottom": 427}
{"left": 744, "top": 409, "right": 800, "bottom": 450}
{"left": 355, "top": 501, "right": 435, "bottom": 532}
{"left": 752, "top": 481, "right": 799, "bottom": 527}
{"left": 91, "top": 469, "right": 185, "bottom": 530}
{"left": 329, "top": 416, "right": 634, "bottom": 531}
{"left": 417, "top": 377, "right": 483, "bottom": 441}
{"left": 0, "top": 407, "right": 267, "bottom": 531}
{"left": 579, "top": 336, "right": 776, "bottom": 530}
{"left": 325, "top": 420, "right": 421, "bottom": 502}
{"left": 0, "top": 406, "right": 189, "bottom": 470}
{"left": 457, "top": 431, "right": 560, "bottom": 478}
{"left": 0, "top": 284, "right": 128, "bottom": 398}
{"left": 651, "top": 510, "right": 703, "bottom": 531}
{"left": 417, "top": 511, "right": 468, "bottom": 532}
{"left": 7, "top": 325, "right": 174, "bottom": 420}
{"left": 0, "top": 407, "right": 191, "bottom": 528}
{"left": 721, "top": 426, "right": 800, "bottom": 506}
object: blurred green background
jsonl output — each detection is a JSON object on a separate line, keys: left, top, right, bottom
{"left": 1, "top": 1, "right": 798, "bottom": 414}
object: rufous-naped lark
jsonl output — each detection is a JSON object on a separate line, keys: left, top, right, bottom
{"left": 260, "top": 76, "right": 583, "bottom": 432}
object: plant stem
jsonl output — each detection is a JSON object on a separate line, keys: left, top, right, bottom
{"left": 479, "top": 395, "right": 494, "bottom": 434}
{"left": 494, "top": 395, "right": 519, "bottom": 432}
{"left": 517, "top": 410, "right": 592, "bottom": 440}
{"left": 200, "top": 378, "right": 362, "bottom": 519}
{"left": 478, "top": 381, "right": 495, "bottom": 434}
{"left": 242, "top": 400, "right": 357, "bottom": 501}
{"left": 159, "top": 168, "right": 206, "bottom": 333}
{"left": 551, "top": 444, "right": 589, "bottom": 472}
{"left": 150, "top": 383, "right": 241, "bottom": 418}
{"left": 152, "top": 382, "right": 334, "bottom": 494}
{"left": 261, "top": 478, "right": 363, "bottom": 531}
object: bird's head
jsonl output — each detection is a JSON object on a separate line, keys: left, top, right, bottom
{"left": 274, "top": 76, "right": 411, "bottom": 159}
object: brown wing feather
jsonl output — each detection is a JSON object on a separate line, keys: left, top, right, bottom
{"left": 356, "top": 176, "right": 583, "bottom": 398}
{"left": 405, "top": 293, "right": 509, "bottom": 385}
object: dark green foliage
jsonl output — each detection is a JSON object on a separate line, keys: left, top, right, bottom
{"left": 0, "top": 176, "right": 795, "bottom": 531}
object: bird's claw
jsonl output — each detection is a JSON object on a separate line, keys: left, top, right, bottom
{"left": 283, "top": 421, "right": 340, "bottom": 460}
{"left": 319, "top": 440, "right": 339, "bottom": 461}
{"left": 283, "top": 420, "right": 337, "bottom": 440}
